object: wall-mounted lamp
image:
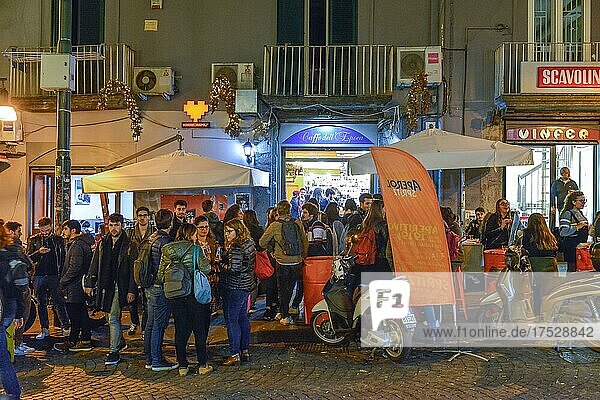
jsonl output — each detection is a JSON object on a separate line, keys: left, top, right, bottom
{"left": 0, "top": 78, "right": 17, "bottom": 121}
{"left": 242, "top": 139, "right": 254, "bottom": 164}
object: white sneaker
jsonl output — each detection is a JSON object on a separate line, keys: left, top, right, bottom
{"left": 280, "top": 316, "right": 294, "bottom": 325}
{"left": 274, "top": 312, "right": 282, "bottom": 321}
{"left": 36, "top": 328, "right": 50, "bottom": 340}
{"left": 62, "top": 328, "right": 71, "bottom": 337}
{"left": 17, "top": 343, "right": 35, "bottom": 354}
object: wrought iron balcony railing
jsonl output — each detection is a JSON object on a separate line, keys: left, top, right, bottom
{"left": 263, "top": 44, "right": 394, "bottom": 97}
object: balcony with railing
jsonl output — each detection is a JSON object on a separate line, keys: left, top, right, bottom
{"left": 494, "top": 41, "right": 600, "bottom": 97}
{"left": 2, "top": 43, "right": 135, "bottom": 111}
{"left": 263, "top": 44, "right": 394, "bottom": 99}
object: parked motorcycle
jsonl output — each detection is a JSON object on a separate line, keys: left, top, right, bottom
{"left": 310, "top": 255, "right": 417, "bottom": 362}
{"left": 478, "top": 245, "right": 600, "bottom": 351}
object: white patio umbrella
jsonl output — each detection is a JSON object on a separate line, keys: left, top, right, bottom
{"left": 349, "top": 127, "right": 533, "bottom": 174}
{"left": 82, "top": 150, "right": 269, "bottom": 193}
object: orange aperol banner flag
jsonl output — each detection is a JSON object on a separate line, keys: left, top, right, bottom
{"left": 371, "top": 147, "right": 455, "bottom": 306}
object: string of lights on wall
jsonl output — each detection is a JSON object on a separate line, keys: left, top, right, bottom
{"left": 97, "top": 80, "right": 144, "bottom": 141}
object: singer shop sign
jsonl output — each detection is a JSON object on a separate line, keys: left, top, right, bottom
{"left": 521, "top": 62, "right": 600, "bottom": 93}
{"left": 506, "top": 126, "right": 600, "bottom": 143}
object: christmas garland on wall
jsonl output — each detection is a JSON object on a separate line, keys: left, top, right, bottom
{"left": 405, "top": 73, "right": 431, "bottom": 133}
{"left": 97, "top": 80, "right": 143, "bottom": 141}
{"left": 209, "top": 75, "right": 240, "bottom": 137}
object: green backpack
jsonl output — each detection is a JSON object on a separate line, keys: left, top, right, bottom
{"left": 163, "top": 244, "right": 193, "bottom": 299}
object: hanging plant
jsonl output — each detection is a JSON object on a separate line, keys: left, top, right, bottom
{"left": 405, "top": 73, "right": 431, "bottom": 133}
{"left": 97, "top": 80, "right": 143, "bottom": 141}
{"left": 209, "top": 75, "right": 240, "bottom": 137}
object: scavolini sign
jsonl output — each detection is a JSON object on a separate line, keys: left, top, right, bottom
{"left": 521, "top": 62, "right": 600, "bottom": 93}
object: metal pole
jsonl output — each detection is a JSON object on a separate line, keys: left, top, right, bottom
{"left": 54, "top": 0, "right": 72, "bottom": 226}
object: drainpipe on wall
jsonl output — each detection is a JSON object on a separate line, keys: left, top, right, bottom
{"left": 54, "top": 0, "right": 72, "bottom": 226}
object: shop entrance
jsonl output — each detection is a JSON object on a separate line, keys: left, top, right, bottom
{"left": 505, "top": 144, "right": 595, "bottom": 227}
{"left": 31, "top": 171, "right": 133, "bottom": 234}
{"left": 283, "top": 149, "right": 371, "bottom": 206}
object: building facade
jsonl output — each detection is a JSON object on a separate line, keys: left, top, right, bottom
{"left": 1, "top": 1, "right": 597, "bottom": 232}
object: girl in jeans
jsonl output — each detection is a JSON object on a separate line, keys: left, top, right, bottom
{"left": 220, "top": 219, "right": 256, "bottom": 366}
{"left": 158, "top": 223, "right": 212, "bottom": 376}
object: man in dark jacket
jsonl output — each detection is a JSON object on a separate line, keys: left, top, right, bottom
{"left": 0, "top": 219, "right": 28, "bottom": 399}
{"left": 169, "top": 199, "right": 188, "bottom": 239}
{"left": 27, "top": 217, "right": 70, "bottom": 340}
{"left": 143, "top": 209, "right": 177, "bottom": 371}
{"left": 5, "top": 221, "right": 35, "bottom": 356}
{"left": 54, "top": 220, "right": 94, "bottom": 353}
{"left": 346, "top": 193, "right": 373, "bottom": 231}
{"left": 125, "top": 206, "right": 156, "bottom": 335}
{"left": 84, "top": 213, "right": 137, "bottom": 365}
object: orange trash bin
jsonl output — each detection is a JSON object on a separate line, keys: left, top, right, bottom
{"left": 483, "top": 248, "right": 506, "bottom": 293}
{"left": 303, "top": 256, "right": 333, "bottom": 324}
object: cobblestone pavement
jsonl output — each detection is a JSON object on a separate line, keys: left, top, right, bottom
{"left": 10, "top": 325, "right": 600, "bottom": 400}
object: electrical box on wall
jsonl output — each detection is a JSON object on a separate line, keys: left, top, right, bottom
{"left": 40, "top": 54, "right": 76, "bottom": 91}
{"left": 235, "top": 89, "right": 258, "bottom": 114}
{"left": 0, "top": 121, "right": 22, "bottom": 142}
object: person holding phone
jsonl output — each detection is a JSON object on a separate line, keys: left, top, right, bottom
{"left": 482, "top": 198, "right": 512, "bottom": 250}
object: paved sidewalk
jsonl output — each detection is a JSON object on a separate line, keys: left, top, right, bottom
{"left": 9, "top": 314, "right": 600, "bottom": 399}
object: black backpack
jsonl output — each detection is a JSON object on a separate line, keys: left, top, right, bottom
{"left": 279, "top": 219, "right": 302, "bottom": 256}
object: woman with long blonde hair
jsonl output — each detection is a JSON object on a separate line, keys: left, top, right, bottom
{"left": 220, "top": 219, "right": 256, "bottom": 366}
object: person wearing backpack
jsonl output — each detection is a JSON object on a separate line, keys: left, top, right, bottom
{"left": 0, "top": 220, "right": 28, "bottom": 399}
{"left": 84, "top": 213, "right": 138, "bottom": 366}
{"left": 125, "top": 206, "right": 156, "bottom": 336}
{"left": 301, "top": 202, "right": 334, "bottom": 257}
{"left": 53, "top": 220, "right": 94, "bottom": 353}
{"left": 259, "top": 200, "right": 308, "bottom": 326}
{"left": 139, "top": 209, "right": 176, "bottom": 371}
{"left": 348, "top": 200, "right": 391, "bottom": 296}
{"left": 220, "top": 219, "right": 256, "bottom": 366}
{"left": 157, "top": 223, "right": 212, "bottom": 376}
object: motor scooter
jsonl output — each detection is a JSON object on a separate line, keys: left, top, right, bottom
{"left": 478, "top": 244, "right": 600, "bottom": 351}
{"left": 310, "top": 254, "right": 417, "bottom": 362}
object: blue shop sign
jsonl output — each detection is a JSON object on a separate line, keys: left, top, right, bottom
{"left": 282, "top": 125, "right": 374, "bottom": 146}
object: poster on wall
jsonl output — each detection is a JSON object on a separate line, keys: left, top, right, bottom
{"left": 74, "top": 178, "right": 90, "bottom": 205}
{"left": 160, "top": 194, "right": 228, "bottom": 221}
{"left": 235, "top": 193, "right": 250, "bottom": 212}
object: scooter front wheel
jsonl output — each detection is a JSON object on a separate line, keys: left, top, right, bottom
{"left": 311, "top": 310, "right": 348, "bottom": 346}
{"left": 380, "top": 319, "right": 412, "bottom": 362}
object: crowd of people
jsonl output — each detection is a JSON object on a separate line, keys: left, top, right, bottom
{"left": 2, "top": 170, "right": 595, "bottom": 398}
{"left": 0, "top": 190, "right": 391, "bottom": 398}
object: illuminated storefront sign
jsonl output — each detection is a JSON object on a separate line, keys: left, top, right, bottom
{"left": 521, "top": 62, "right": 600, "bottom": 93}
{"left": 282, "top": 125, "right": 374, "bottom": 146}
{"left": 506, "top": 126, "right": 600, "bottom": 142}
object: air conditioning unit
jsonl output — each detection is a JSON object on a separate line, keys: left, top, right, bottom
{"left": 397, "top": 46, "right": 442, "bottom": 85}
{"left": 133, "top": 67, "right": 175, "bottom": 95}
{"left": 211, "top": 63, "right": 254, "bottom": 89}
